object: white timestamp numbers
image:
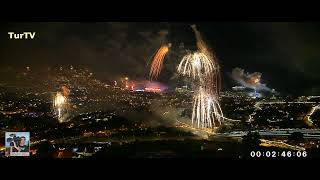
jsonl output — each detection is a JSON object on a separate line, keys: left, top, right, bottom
{"left": 250, "top": 151, "right": 307, "bottom": 158}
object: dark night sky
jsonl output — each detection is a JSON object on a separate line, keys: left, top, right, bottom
{"left": 1, "top": 22, "right": 320, "bottom": 95}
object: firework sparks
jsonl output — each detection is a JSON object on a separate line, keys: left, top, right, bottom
{"left": 149, "top": 43, "right": 171, "bottom": 80}
{"left": 177, "top": 51, "right": 215, "bottom": 82}
{"left": 191, "top": 87, "right": 223, "bottom": 129}
{"left": 54, "top": 92, "right": 66, "bottom": 108}
{"left": 53, "top": 92, "right": 66, "bottom": 118}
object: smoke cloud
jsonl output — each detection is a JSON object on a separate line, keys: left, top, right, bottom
{"left": 231, "top": 67, "right": 273, "bottom": 92}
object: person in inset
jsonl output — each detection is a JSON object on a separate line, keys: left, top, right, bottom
{"left": 12, "top": 136, "right": 29, "bottom": 152}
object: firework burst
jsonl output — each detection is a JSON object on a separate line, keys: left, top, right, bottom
{"left": 149, "top": 43, "right": 171, "bottom": 80}
{"left": 53, "top": 92, "right": 66, "bottom": 119}
{"left": 54, "top": 92, "right": 66, "bottom": 107}
{"left": 177, "top": 51, "right": 216, "bottom": 82}
{"left": 191, "top": 86, "right": 223, "bottom": 129}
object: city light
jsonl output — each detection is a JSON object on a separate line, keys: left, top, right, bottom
{"left": 144, "top": 87, "right": 161, "bottom": 92}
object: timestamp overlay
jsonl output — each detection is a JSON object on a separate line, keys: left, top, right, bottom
{"left": 250, "top": 151, "right": 308, "bottom": 158}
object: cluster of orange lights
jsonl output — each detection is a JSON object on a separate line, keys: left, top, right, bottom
{"left": 125, "top": 84, "right": 134, "bottom": 90}
{"left": 122, "top": 77, "right": 162, "bottom": 92}
{"left": 123, "top": 77, "right": 135, "bottom": 90}
{"left": 144, "top": 87, "right": 161, "bottom": 92}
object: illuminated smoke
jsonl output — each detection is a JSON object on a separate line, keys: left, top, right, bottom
{"left": 61, "top": 85, "right": 70, "bottom": 97}
{"left": 231, "top": 67, "right": 272, "bottom": 91}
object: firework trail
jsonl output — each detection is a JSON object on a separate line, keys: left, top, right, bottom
{"left": 191, "top": 25, "right": 209, "bottom": 54}
{"left": 191, "top": 86, "right": 223, "bottom": 128}
{"left": 149, "top": 43, "right": 171, "bottom": 80}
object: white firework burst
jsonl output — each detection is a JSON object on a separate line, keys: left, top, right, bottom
{"left": 191, "top": 87, "right": 223, "bottom": 129}
{"left": 177, "top": 51, "right": 216, "bottom": 82}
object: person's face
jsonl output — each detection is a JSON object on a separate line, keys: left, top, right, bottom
{"left": 20, "top": 138, "right": 25, "bottom": 145}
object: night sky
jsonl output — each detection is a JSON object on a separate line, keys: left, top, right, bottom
{"left": 1, "top": 22, "right": 320, "bottom": 95}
